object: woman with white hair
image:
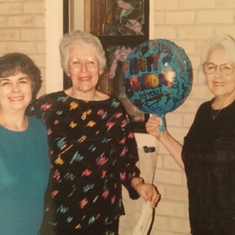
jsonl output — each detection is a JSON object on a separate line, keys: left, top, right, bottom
{"left": 28, "top": 30, "right": 160, "bottom": 235}
{"left": 146, "top": 34, "right": 235, "bottom": 234}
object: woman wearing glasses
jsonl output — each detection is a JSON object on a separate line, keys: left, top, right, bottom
{"left": 146, "top": 34, "right": 235, "bottom": 235}
{"left": 28, "top": 30, "right": 160, "bottom": 235}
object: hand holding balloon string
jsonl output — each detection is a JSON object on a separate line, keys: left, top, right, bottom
{"left": 155, "top": 113, "right": 166, "bottom": 133}
{"left": 145, "top": 114, "right": 167, "bottom": 140}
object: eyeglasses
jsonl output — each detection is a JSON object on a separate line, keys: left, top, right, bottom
{"left": 68, "top": 59, "right": 98, "bottom": 70}
{"left": 202, "top": 62, "right": 235, "bottom": 76}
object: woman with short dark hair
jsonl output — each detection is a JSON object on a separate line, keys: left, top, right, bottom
{"left": 0, "top": 52, "right": 49, "bottom": 235}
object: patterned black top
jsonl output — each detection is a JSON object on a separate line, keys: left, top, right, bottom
{"left": 182, "top": 100, "right": 235, "bottom": 235}
{"left": 28, "top": 91, "right": 140, "bottom": 234}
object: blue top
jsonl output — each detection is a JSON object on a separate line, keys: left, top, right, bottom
{"left": 0, "top": 116, "right": 49, "bottom": 235}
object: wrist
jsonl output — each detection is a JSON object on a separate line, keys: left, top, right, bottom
{"left": 159, "top": 131, "right": 168, "bottom": 142}
{"left": 131, "top": 177, "right": 145, "bottom": 190}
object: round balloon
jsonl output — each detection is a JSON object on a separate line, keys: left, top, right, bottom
{"left": 122, "top": 39, "right": 193, "bottom": 116}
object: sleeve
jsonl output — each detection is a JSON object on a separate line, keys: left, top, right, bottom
{"left": 40, "top": 120, "right": 51, "bottom": 177}
{"left": 26, "top": 95, "right": 49, "bottom": 120}
{"left": 117, "top": 111, "right": 141, "bottom": 200}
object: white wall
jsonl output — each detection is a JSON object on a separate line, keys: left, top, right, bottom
{"left": 73, "top": 1, "right": 84, "bottom": 30}
{"left": 45, "top": 0, "right": 63, "bottom": 93}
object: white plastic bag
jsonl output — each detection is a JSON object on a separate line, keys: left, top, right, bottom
{"left": 132, "top": 201, "right": 153, "bottom": 235}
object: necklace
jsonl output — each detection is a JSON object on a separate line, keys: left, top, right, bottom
{"left": 211, "top": 108, "right": 222, "bottom": 119}
{"left": 78, "top": 101, "right": 93, "bottom": 120}
{"left": 210, "top": 98, "right": 235, "bottom": 119}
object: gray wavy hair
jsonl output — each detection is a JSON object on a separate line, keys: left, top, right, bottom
{"left": 59, "top": 30, "right": 106, "bottom": 75}
{"left": 198, "top": 34, "right": 235, "bottom": 81}
{"left": 201, "top": 34, "right": 235, "bottom": 65}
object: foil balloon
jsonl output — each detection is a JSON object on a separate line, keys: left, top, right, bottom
{"left": 122, "top": 39, "right": 192, "bottom": 131}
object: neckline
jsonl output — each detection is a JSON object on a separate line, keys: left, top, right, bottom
{"left": 210, "top": 99, "right": 235, "bottom": 120}
{"left": 211, "top": 98, "right": 235, "bottom": 110}
{"left": 0, "top": 116, "right": 29, "bottom": 132}
{"left": 0, "top": 120, "right": 29, "bottom": 133}
{"left": 61, "top": 90, "right": 111, "bottom": 103}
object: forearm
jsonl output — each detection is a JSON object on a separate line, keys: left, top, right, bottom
{"left": 159, "top": 132, "right": 185, "bottom": 170}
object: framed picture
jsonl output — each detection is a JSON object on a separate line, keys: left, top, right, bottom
{"left": 63, "top": 0, "right": 150, "bottom": 132}
{"left": 84, "top": 0, "right": 149, "bottom": 37}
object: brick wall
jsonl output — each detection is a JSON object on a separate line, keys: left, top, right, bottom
{"left": 119, "top": 0, "right": 235, "bottom": 234}
{"left": 0, "top": 0, "right": 46, "bottom": 97}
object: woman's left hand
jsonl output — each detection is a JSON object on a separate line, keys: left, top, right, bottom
{"left": 132, "top": 177, "right": 161, "bottom": 207}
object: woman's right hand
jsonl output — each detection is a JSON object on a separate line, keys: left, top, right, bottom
{"left": 145, "top": 115, "right": 166, "bottom": 140}
{"left": 146, "top": 115, "right": 185, "bottom": 169}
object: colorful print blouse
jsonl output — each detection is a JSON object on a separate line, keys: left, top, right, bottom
{"left": 28, "top": 91, "right": 140, "bottom": 232}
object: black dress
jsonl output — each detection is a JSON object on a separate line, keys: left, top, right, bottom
{"left": 28, "top": 91, "right": 140, "bottom": 235}
{"left": 182, "top": 100, "right": 235, "bottom": 235}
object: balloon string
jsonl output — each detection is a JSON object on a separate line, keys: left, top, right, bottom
{"left": 150, "top": 139, "right": 160, "bottom": 184}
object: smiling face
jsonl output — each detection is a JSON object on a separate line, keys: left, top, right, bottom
{"left": 68, "top": 43, "right": 102, "bottom": 95}
{"left": 205, "top": 47, "right": 235, "bottom": 99}
{"left": 0, "top": 71, "right": 32, "bottom": 114}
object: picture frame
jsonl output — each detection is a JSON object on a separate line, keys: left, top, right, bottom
{"left": 84, "top": 0, "right": 149, "bottom": 37}
{"left": 63, "top": 0, "right": 150, "bottom": 133}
